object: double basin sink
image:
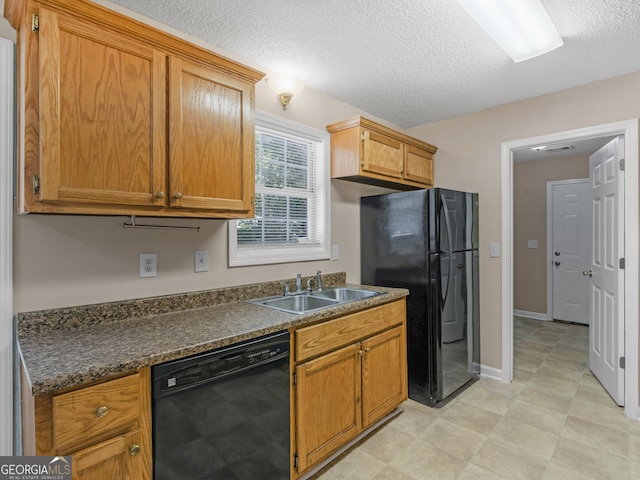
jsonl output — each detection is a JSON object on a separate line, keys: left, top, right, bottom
{"left": 249, "top": 287, "right": 384, "bottom": 314}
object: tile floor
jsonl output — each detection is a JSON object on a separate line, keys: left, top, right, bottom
{"left": 311, "top": 317, "right": 640, "bottom": 479}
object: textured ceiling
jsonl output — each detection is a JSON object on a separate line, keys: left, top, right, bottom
{"left": 105, "top": 0, "right": 640, "bottom": 130}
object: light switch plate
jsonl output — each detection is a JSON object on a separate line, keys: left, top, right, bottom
{"left": 528, "top": 240, "right": 538, "bottom": 249}
{"left": 331, "top": 244, "right": 340, "bottom": 261}
{"left": 195, "top": 250, "right": 209, "bottom": 273}
{"left": 489, "top": 243, "right": 500, "bottom": 258}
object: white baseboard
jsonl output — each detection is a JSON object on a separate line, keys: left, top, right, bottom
{"left": 513, "top": 309, "right": 550, "bottom": 321}
{"left": 480, "top": 364, "right": 503, "bottom": 382}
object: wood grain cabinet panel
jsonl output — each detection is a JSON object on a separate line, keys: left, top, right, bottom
{"left": 72, "top": 430, "right": 143, "bottom": 480}
{"left": 168, "top": 56, "right": 254, "bottom": 213}
{"left": 327, "top": 116, "right": 437, "bottom": 190}
{"left": 292, "top": 300, "right": 408, "bottom": 477}
{"left": 21, "top": 368, "right": 152, "bottom": 480}
{"left": 38, "top": 7, "right": 166, "bottom": 209}
{"left": 361, "top": 325, "right": 407, "bottom": 429}
{"left": 6, "top": 0, "right": 263, "bottom": 217}
{"left": 294, "top": 343, "right": 361, "bottom": 473}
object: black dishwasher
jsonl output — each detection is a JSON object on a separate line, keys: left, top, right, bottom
{"left": 152, "top": 331, "right": 290, "bottom": 480}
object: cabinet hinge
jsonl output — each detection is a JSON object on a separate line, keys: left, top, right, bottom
{"left": 31, "top": 14, "right": 39, "bottom": 33}
{"left": 32, "top": 175, "right": 40, "bottom": 193}
{"left": 620, "top": 158, "right": 625, "bottom": 171}
{"left": 620, "top": 356, "right": 625, "bottom": 369}
{"left": 292, "top": 371, "right": 297, "bottom": 385}
{"left": 620, "top": 258, "right": 625, "bottom": 269}
{"left": 293, "top": 454, "right": 299, "bottom": 472}
{"left": 360, "top": 133, "right": 366, "bottom": 142}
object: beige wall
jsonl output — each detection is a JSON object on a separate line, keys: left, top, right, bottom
{"left": 2, "top": 0, "right": 399, "bottom": 312}
{"left": 408, "top": 71, "right": 640, "bottom": 370}
{"left": 3, "top": 1, "right": 640, "bottom": 375}
{"left": 513, "top": 155, "right": 589, "bottom": 315}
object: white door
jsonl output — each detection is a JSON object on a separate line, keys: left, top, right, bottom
{"left": 551, "top": 180, "right": 591, "bottom": 324}
{"left": 589, "top": 136, "right": 625, "bottom": 406}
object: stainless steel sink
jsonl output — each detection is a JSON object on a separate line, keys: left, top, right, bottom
{"left": 248, "top": 287, "right": 384, "bottom": 314}
{"left": 313, "top": 287, "right": 379, "bottom": 302}
{"left": 258, "top": 294, "right": 339, "bottom": 314}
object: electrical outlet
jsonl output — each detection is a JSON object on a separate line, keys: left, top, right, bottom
{"left": 489, "top": 243, "right": 500, "bottom": 258}
{"left": 194, "top": 250, "right": 209, "bottom": 273}
{"left": 140, "top": 253, "right": 157, "bottom": 278}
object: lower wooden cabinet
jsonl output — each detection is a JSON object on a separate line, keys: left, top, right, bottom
{"left": 21, "top": 367, "right": 152, "bottom": 480}
{"left": 292, "top": 300, "right": 407, "bottom": 476}
{"left": 72, "top": 430, "right": 145, "bottom": 480}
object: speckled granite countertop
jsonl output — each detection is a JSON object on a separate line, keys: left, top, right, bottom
{"left": 17, "top": 272, "right": 408, "bottom": 395}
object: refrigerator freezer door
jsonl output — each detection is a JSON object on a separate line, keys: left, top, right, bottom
{"left": 430, "top": 189, "right": 478, "bottom": 253}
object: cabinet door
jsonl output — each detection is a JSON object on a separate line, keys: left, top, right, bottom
{"left": 404, "top": 144, "right": 434, "bottom": 186}
{"left": 361, "top": 326, "right": 407, "bottom": 429}
{"left": 72, "top": 430, "right": 144, "bottom": 480}
{"left": 361, "top": 129, "right": 403, "bottom": 179}
{"left": 295, "top": 343, "right": 361, "bottom": 473}
{"left": 168, "top": 56, "right": 254, "bottom": 214}
{"left": 38, "top": 8, "right": 166, "bottom": 208}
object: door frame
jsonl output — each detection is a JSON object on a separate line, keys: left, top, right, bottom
{"left": 0, "top": 38, "right": 14, "bottom": 454}
{"left": 501, "top": 119, "right": 639, "bottom": 419}
{"left": 546, "top": 178, "right": 590, "bottom": 323}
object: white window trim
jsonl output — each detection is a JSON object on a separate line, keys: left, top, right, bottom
{"left": 228, "top": 112, "right": 331, "bottom": 267}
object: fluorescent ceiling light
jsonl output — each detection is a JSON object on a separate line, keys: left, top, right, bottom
{"left": 456, "top": 0, "right": 563, "bottom": 62}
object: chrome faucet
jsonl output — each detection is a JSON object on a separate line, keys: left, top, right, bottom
{"left": 306, "top": 277, "right": 314, "bottom": 294}
{"left": 316, "top": 270, "right": 323, "bottom": 291}
{"left": 279, "top": 281, "right": 290, "bottom": 296}
{"left": 295, "top": 273, "right": 302, "bottom": 293}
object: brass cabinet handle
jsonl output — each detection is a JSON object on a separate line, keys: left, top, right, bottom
{"left": 96, "top": 405, "right": 109, "bottom": 418}
{"left": 364, "top": 347, "right": 371, "bottom": 353}
{"left": 173, "top": 192, "right": 183, "bottom": 199}
{"left": 130, "top": 444, "right": 141, "bottom": 457}
{"left": 357, "top": 349, "right": 364, "bottom": 356}
{"left": 156, "top": 191, "right": 165, "bottom": 198}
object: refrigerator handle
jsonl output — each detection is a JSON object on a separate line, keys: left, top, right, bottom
{"left": 440, "top": 192, "right": 453, "bottom": 307}
{"left": 441, "top": 192, "right": 453, "bottom": 254}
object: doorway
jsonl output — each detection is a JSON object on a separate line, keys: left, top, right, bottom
{"left": 500, "top": 119, "right": 639, "bottom": 419}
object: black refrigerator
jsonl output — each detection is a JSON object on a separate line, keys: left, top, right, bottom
{"left": 361, "top": 188, "right": 479, "bottom": 406}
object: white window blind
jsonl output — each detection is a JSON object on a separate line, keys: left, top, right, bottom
{"left": 229, "top": 112, "right": 330, "bottom": 266}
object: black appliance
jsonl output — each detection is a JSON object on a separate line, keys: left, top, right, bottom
{"left": 361, "top": 188, "right": 479, "bottom": 406}
{"left": 152, "top": 331, "right": 290, "bottom": 479}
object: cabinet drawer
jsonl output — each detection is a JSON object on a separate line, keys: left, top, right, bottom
{"left": 52, "top": 373, "right": 140, "bottom": 453}
{"left": 295, "top": 300, "right": 405, "bottom": 362}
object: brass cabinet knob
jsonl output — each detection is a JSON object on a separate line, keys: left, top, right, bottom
{"left": 156, "top": 191, "right": 165, "bottom": 198}
{"left": 173, "top": 192, "right": 183, "bottom": 199}
{"left": 364, "top": 347, "right": 371, "bottom": 353}
{"left": 129, "top": 444, "right": 141, "bottom": 457}
{"left": 96, "top": 405, "right": 109, "bottom": 418}
{"left": 357, "top": 349, "right": 364, "bottom": 356}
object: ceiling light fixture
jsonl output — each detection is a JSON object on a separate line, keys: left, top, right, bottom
{"left": 455, "top": 0, "right": 563, "bottom": 63}
{"left": 266, "top": 75, "right": 305, "bottom": 110}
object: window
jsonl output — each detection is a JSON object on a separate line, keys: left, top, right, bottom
{"left": 229, "top": 112, "right": 330, "bottom": 266}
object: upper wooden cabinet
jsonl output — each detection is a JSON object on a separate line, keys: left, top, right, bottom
{"left": 327, "top": 116, "right": 437, "bottom": 190}
{"left": 5, "top": 0, "right": 263, "bottom": 217}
